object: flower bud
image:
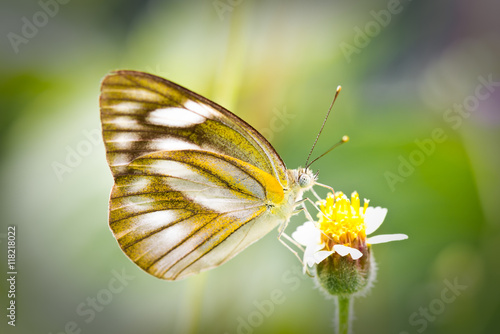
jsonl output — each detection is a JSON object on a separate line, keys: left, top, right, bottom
{"left": 316, "top": 245, "right": 375, "bottom": 297}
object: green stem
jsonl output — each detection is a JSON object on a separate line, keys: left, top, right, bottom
{"left": 337, "top": 296, "right": 352, "bottom": 334}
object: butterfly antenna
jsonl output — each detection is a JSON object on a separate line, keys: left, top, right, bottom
{"left": 306, "top": 135, "right": 349, "bottom": 169}
{"left": 304, "top": 85, "right": 342, "bottom": 167}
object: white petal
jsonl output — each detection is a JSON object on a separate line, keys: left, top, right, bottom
{"left": 367, "top": 233, "right": 408, "bottom": 244}
{"left": 303, "top": 246, "right": 334, "bottom": 268}
{"left": 312, "top": 250, "right": 335, "bottom": 264}
{"left": 292, "top": 221, "right": 321, "bottom": 246}
{"left": 304, "top": 249, "right": 319, "bottom": 267}
{"left": 364, "top": 206, "right": 388, "bottom": 235}
{"left": 304, "top": 242, "right": 325, "bottom": 260}
{"left": 304, "top": 255, "right": 317, "bottom": 268}
{"left": 333, "top": 244, "right": 363, "bottom": 260}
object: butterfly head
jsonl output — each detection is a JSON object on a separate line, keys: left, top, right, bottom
{"left": 290, "top": 167, "right": 317, "bottom": 192}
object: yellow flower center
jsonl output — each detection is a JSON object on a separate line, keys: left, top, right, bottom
{"left": 317, "top": 191, "right": 369, "bottom": 250}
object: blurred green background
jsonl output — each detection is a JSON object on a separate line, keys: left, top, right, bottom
{"left": 1, "top": 0, "right": 499, "bottom": 333}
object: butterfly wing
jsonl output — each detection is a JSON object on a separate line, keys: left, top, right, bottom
{"left": 110, "top": 150, "right": 286, "bottom": 280}
{"left": 100, "top": 71, "right": 291, "bottom": 279}
{"left": 100, "top": 70, "right": 288, "bottom": 186}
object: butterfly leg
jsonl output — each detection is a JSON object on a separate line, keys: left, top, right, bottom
{"left": 300, "top": 201, "right": 316, "bottom": 222}
{"left": 277, "top": 224, "right": 312, "bottom": 276}
{"left": 302, "top": 197, "right": 328, "bottom": 221}
{"left": 314, "top": 182, "right": 335, "bottom": 193}
{"left": 292, "top": 198, "right": 316, "bottom": 220}
{"left": 277, "top": 232, "right": 303, "bottom": 262}
{"left": 310, "top": 187, "right": 322, "bottom": 201}
{"left": 280, "top": 231, "right": 304, "bottom": 252}
{"left": 292, "top": 198, "right": 323, "bottom": 224}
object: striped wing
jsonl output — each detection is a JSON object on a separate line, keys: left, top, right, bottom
{"left": 110, "top": 150, "right": 285, "bottom": 280}
{"left": 100, "top": 70, "right": 288, "bottom": 187}
{"left": 99, "top": 71, "right": 291, "bottom": 280}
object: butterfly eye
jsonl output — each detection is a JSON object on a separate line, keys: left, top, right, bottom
{"left": 298, "top": 173, "right": 311, "bottom": 188}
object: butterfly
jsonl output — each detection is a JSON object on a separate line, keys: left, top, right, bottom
{"left": 100, "top": 70, "right": 328, "bottom": 280}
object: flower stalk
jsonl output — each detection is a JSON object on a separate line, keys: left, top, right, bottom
{"left": 337, "top": 295, "right": 351, "bottom": 334}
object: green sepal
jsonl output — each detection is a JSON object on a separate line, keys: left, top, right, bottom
{"left": 315, "top": 245, "right": 374, "bottom": 297}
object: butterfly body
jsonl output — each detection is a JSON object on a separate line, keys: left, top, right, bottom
{"left": 100, "top": 71, "right": 316, "bottom": 280}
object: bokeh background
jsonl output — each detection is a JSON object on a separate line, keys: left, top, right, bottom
{"left": 1, "top": 0, "right": 499, "bottom": 333}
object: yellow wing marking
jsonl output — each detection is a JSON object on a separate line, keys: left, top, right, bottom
{"left": 107, "top": 150, "right": 286, "bottom": 279}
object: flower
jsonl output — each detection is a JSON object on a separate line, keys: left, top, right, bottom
{"left": 292, "top": 192, "right": 409, "bottom": 331}
{"left": 292, "top": 191, "right": 407, "bottom": 272}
